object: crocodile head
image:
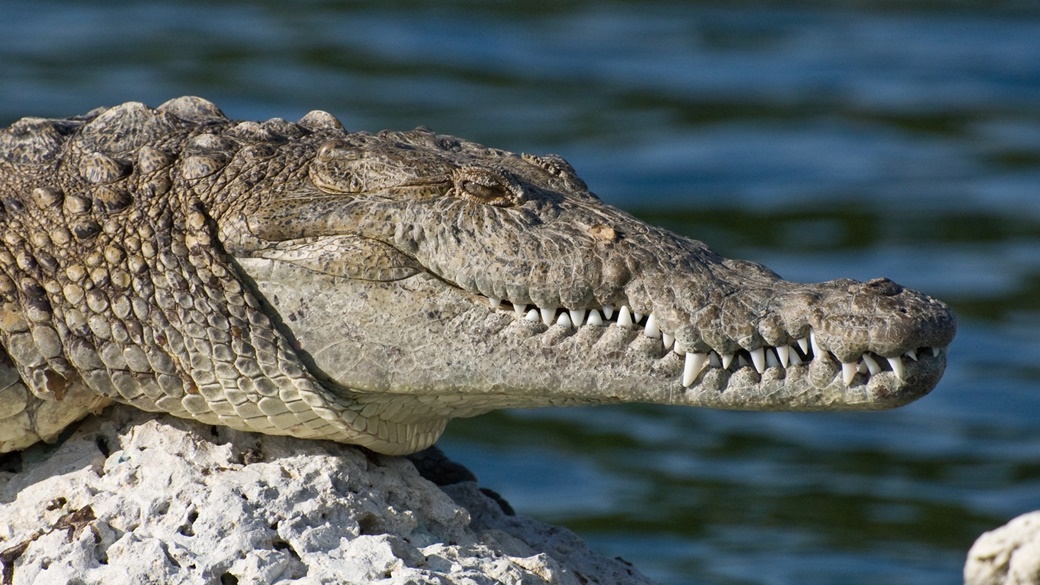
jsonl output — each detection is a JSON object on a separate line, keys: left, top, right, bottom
{"left": 222, "top": 120, "right": 955, "bottom": 453}
{"left": 0, "top": 98, "right": 955, "bottom": 456}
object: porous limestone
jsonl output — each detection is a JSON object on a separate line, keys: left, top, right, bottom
{"left": 0, "top": 406, "right": 654, "bottom": 585}
{"left": 966, "top": 511, "right": 1040, "bottom": 585}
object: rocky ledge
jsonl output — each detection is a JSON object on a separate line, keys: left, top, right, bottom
{"left": 0, "top": 406, "right": 654, "bottom": 585}
{"left": 966, "top": 511, "right": 1040, "bottom": 585}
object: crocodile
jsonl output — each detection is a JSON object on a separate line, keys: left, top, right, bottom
{"left": 0, "top": 97, "right": 955, "bottom": 456}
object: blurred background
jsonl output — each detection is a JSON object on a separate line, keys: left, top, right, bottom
{"left": 2, "top": 1, "right": 1039, "bottom": 583}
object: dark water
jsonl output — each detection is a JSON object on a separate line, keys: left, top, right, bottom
{"left": 3, "top": 2, "right": 1039, "bottom": 583}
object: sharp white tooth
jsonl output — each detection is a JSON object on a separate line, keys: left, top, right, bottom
{"left": 662, "top": 332, "right": 675, "bottom": 351}
{"left": 602, "top": 304, "right": 615, "bottom": 319}
{"left": 634, "top": 311, "right": 644, "bottom": 323}
{"left": 810, "top": 331, "right": 822, "bottom": 358}
{"left": 556, "top": 312, "right": 572, "bottom": 328}
{"left": 797, "top": 336, "right": 809, "bottom": 355}
{"left": 750, "top": 348, "right": 766, "bottom": 373}
{"left": 858, "top": 361, "right": 868, "bottom": 374}
{"left": 569, "top": 309, "right": 587, "bottom": 327}
{"left": 841, "top": 361, "right": 858, "bottom": 386}
{"left": 776, "top": 345, "right": 790, "bottom": 368}
{"left": 644, "top": 313, "right": 662, "bottom": 338}
{"left": 862, "top": 353, "right": 881, "bottom": 375}
{"left": 514, "top": 304, "right": 527, "bottom": 317}
{"left": 905, "top": 349, "right": 918, "bottom": 361}
{"left": 525, "top": 309, "right": 540, "bottom": 322}
{"left": 617, "top": 306, "right": 634, "bottom": 328}
{"left": 932, "top": 347, "right": 940, "bottom": 357}
{"left": 488, "top": 297, "right": 502, "bottom": 309}
{"left": 887, "top": 356, "right": 905, "bottom": 381}
{"left": 766, "top": 348, "right": 779, "bottom": 368}
{"left": 709, "top": 352, "right": 722, "bottom": 368}
{"left": 586, "top": 309, "right": 604, "bottom": 326}
{"left": 682, "top": 352, "right": 708, "bottom": 387}
{"left": 540, "top": 307, "right": 556, "bottom": 326}
{"left": 721, "top": 353, "right": 734, "bottom": 369}
{"left": 789, "top": 350, "right": 803, "bottom": 366}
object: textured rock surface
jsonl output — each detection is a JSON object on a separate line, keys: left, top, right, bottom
{"left": 966, "top": 511, "right": 1040, "bottom": 585}
{"left": 0, "top": 406, "right": 655, "bottom": 585}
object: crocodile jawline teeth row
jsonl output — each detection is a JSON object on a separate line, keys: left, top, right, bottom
{"left": 485, "top": 296, "right": 942, "bottom": 388}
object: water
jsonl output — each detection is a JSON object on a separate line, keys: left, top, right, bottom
{"left": 2, "top": 2, "right": 1039, "bottom": 583}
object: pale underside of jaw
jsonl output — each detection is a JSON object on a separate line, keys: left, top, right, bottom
{"left": 484, "top": 295, "right": 943, "bottom": 389}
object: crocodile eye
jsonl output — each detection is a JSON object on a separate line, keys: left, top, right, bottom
{"left": 461, "top": 180, "right": 506, "bottom": 201}
{"left": 452, "top": 167, "right": 524, "bottom": 207}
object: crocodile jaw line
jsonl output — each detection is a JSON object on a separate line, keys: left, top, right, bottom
{"left": 237, "top": 251, "right": 950, "bottom": 416}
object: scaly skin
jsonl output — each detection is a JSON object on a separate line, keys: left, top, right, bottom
{"left": 0, "top": 97, "right": 955, "bottom": 455}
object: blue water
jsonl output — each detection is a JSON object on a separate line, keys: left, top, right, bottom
{"left": 2, "top": 2, "right": 1039, "bottom": 583}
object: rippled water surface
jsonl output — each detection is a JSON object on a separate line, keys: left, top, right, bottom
{"left": 2, "top": 2, "right": 1039, "bottom": 583}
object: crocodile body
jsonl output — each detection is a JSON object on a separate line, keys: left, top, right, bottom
{"left": 0, "top": 98, "right": 955, "bottom": 455}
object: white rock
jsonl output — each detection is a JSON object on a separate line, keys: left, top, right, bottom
{"left": 0, "top": 405, "right": 656, "bottom": 585}
{"left": 966, "top": 511, "right": 1040, "bottom": 585}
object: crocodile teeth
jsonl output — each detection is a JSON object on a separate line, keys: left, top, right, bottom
{"left": 887, "top": 356, "right": 905, "bottom": 381}
{"left": 644, "top": 313, "right": 661, "bottom": 339}
{"left": 766, "top": 348, "right": 779, "bottom": 369}
{"left": 486, "top": 294, "right": 944, "bottom": 389}
{"left": 750, "top": 348, "right": 766, "bottom": 374}
{"left": 617, "top": 306, "right": 634, "bottom": 328}
{"left": 862, "top": 353, "right": 881, "bottom": 375}
{"left": 682, "top": 352, "right": 708, "bottom": 387}
{"left": 797, "top": 337, "right": 810, "bottom": 355}
{"left": 841, "top": 361, "right": 858, "bottom": 386}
